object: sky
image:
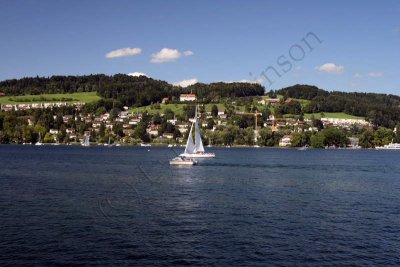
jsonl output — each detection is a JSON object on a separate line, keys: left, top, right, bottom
{"left": 0, "top": 0, "right": 399, "bottom": 94}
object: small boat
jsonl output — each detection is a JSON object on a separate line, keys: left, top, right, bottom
{"left": 375, "top": 142, "right": 400, "bottom": 150}
{"left": 81, "top": 135, "right": 90, "bottom": 147}
{"left": 169, "top": 156, "right": 198, "bottom": 166}
{"left": 35, "top": 133, "right": 43, "bottom": 146}
{"left": 106, "top": 136, "right": 114, "bottom": 147}
{"left": 168, "top": 144, "right": 173, "bottom": 147}
{"left": 298, "top": 145, "right": 308, "bottom": 151}
{"left": 141, "top": 143, "right": 151, "bottom": 147}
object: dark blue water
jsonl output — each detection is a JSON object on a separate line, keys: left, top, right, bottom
{"left": 1, "top": 146, "right": 400, "bottom": 266}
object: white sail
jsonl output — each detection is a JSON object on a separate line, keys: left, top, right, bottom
{"left": 194, "top": 117, "right": 204, "bottom": 153}
{"left": 82, "top": 135, "right": 90, "bottom": 147}
{"left": 184, "top": 122, "right": 195, "bottom": 154}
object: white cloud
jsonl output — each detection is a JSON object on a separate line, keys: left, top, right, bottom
{"left": 173, "top": 78, "right": 198, "bottom": 87}
{"left": 368, "top": 72, "right": 384, "bottom": 78}
{"left": 128, "top": 72, "right": 148, "bottom": 77}
{"left": 151, "top": 48, "right": 193, "bottom": 63}
{"left": 353, "top": 73, "right": 362, "bottom": 78}
{"left": 106, "top": 47, "right": 142, "bottom": 59}
{"left": 183, "top": 50, "right": 194, "bottom": 56}
{"left": 315, "top": 63, "right": 344, "bottom": 74}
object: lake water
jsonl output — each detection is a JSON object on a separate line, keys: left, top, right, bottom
{"left": 1, "top": 145, "right": 400, "bottom": 266}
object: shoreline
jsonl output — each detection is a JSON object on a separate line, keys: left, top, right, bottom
{"left": 0, "top": 143, "right": 392, "bottom": 150}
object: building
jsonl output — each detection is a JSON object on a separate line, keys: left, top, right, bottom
{"left": 179, "top": 94, "right": 197, "bottom": 102}
{"left": 279, "top": 135, "right": 292, "bottom": 147}
{"left": 258, "top": 98, "right": 280, "bottom": 105}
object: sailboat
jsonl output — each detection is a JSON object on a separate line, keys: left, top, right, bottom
{"left": 35, "top": 132, "right": 43, "bottom": 146}
{"left": 179, "top": 106, "right": 215, "bottom": 158}
{"left": 105, "top": 136, "right": 113, "bottom": 147}
{"left": 82, "top": 135, "right": 90, "bottom": 147}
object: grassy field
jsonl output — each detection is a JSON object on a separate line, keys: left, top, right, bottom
{"left": 304, "top": 112, "right": 365, "bottom": 120}
{"left": 129, "top": 103, "right": 230, "bottom": 115}
{"left": 0, "top": 92, "right": 101, "bottom": 105}
{"left": 128, "top": 103, "right": 253, "bottom": 115}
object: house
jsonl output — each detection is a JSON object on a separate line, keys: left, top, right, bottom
{"left": 49, "top": 129, "right": 59, "bottom": 135}
{"left": 162, "top": 97, "right": 169, "bottom": 104}
{"left": 279, "top": 135, "right": 292, "bottom": 147}
{"left": 129, "top": 118, "right": 141, "bottom": 125}
{"left": 258, "top": 98, "right": 280, "bottom": 105}
{"left": 179, "top": 94, "right": 197, "bottom": 102}
{"left": 62, "top": 115, "right": 74, "bottom": 123}
{"left": 147, "top": 124, "right": 160, "bottom": 136}
{"left": 167, "top": 119, "right": 177, "bottom": 125}
{"left": 162, "top": 133, "right": 174, "bottom": 139}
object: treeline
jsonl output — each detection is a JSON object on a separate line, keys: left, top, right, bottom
{"left": 275, "top": 84, "right": 400, "bottom": 128}
{"left": 0, "top": 74, "right": 265, "bottom": 107}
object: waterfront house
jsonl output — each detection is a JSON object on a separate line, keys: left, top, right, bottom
{"left": 279, "top": 135, "right": 292, "bottom": 147}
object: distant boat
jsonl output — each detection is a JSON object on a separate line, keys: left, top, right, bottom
{"left": 168, "top": 144, "right": 173, "bottom": 147}
{"left": 140, "top": 143, "right": 151, "bottom": 147}
{"left": 179, "top": 106, "right": 215, "bottom": 158}
{"left": 82, "top": 135, "right": 90, "bottom": 147}
{"left": 106, "top": 136, "right": 114, "bottom": 147}
{"left": 169, "top": 156, "right": 198, "bottom": 166}
{"left": 35, "top": 133, "right": 43, "bottom": 146}
{"left": 375, "top": 142, "right": 400, "bottom": 150}
{"left": 298, "top": 145, "right": 308, "bottom": 151}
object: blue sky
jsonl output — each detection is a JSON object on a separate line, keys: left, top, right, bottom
{"left": 1, "top": 0, "right": 399, "bottom": 94}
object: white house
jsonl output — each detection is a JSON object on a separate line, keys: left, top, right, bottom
{"left": 179, "top": 94, "right": 197, "bottom": 102}
{"left": 279, "top": 135, "right": 292, "bottom": 147}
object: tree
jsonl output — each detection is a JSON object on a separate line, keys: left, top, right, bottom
{"left": 43, "top": 132, "right": 55, "bottom": 143}
{"left": 373, "top": 127, "right": 395, "bottom": 147}
{"left": 134, "top": 121, "right": 150, "bottom": 142}
{"left": 359, "top": 129, "right": 374, "bottom": 148}
{"left": 164, "top": 108, "right": 175, "bottom": 120}
{"left": 211, "top": 105, "right": 219, "bottom": 117}
{"left": 322, "top": 127, "right": 348, "bottom": 147}
{"left": 206, "top": 118, "right": 215, "bottom": 129}
{"left": 243, "top": 127, "right": 255, "bottom": 146}
{"left": 291, "top": 132, "right": 311, "bottom": 147}
{"left": 311, "top": 132, "right": 325, "bottom": 148}
{"left": 113, "top": 122, "right": 124, "bottom": 137}
{"left": 258, "top": 127, "right": 274, "bottom": 146}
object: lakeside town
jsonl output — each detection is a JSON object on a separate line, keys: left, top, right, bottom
{"left": 1, "top": 91, "right": 394, "bottom": 149}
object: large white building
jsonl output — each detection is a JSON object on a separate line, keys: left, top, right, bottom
{"left": 179, "top": 94, "right": 197, "bottom": 102}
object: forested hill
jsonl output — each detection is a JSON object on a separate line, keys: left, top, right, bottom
{"left": 0, "top": 74, "right": 265, "bottom": 106}
{"left": 276, "top": 84, "right": 400, "bottom": 128}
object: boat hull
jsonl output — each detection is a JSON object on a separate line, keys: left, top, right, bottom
{"left": 169, "top": 157, "right": 198, "bottom": 165}
{"left": 169, "top": 161, "right": 196, "bottom": 165}
{"left": 179, "top": 153, "right": 216, "bottom": 158}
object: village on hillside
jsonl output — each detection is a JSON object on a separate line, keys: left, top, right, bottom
{"left": 0, "top": 92, "right": 378, "bottom": 148}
